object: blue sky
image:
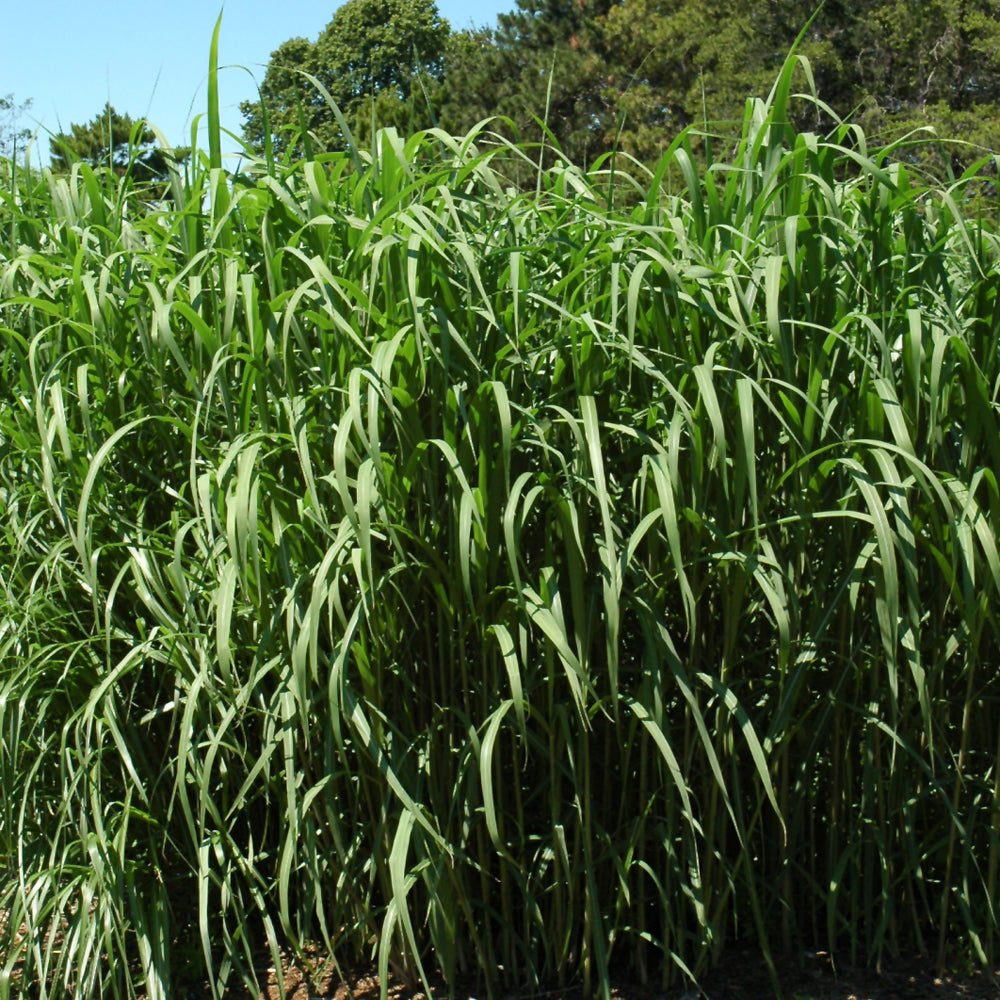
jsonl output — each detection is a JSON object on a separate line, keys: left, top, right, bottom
{"left": 3, "top": 0, "right": 514, "bottom": 163}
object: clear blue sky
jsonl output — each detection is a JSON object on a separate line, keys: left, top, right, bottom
{"left": 3, "top": 0, "right": 515, "bottom": 163}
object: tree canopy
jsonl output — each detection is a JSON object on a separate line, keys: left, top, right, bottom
{"left": 50, "top": 104, "right": 186, "bottom": 186}
{"left": 240, "top": 0, "right": 449, "bottom": 156}
{"left": 844, "top": 0, "right": 1000, "bottom": 174}
{"left": 601, "top": 0, "right": 1000, "bottom": 173}
{"left": 243, "top": 0, "right": 1000, "bottom": 183}
{"left": 435, "top": 0, "right": 619, "bottom": 173}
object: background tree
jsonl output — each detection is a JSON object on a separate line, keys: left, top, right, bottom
{"left": 241, "top": 0, "right": 450, "bottom": 157}
{"left": 436, "top": 0, "right": 622, "bottom": 177}
{"left": 847, "top": 0, "right": 1000, "bottom": 177}
{"left": 241, "top": 36, "right": 316, "bottom": 155}
{"left": 0, "top": 93, "right": 33, "bottom": 160}
{"left": 601, "top": 0, "right": 1000, "bottom": 179}
{"left": 243, "top": 0, "right": 1000, "bottom": 188}
{"left": 601, "top": 0, "right": 848, "bottom": 165}
{"left": 50, "top": 103, "right": 187, "bottom": 187}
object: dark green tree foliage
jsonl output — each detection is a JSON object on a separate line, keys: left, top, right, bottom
{"left": 437, "top": 0, "right": 622, "bottom": 174}
{"left": 602, "top": 0, "right": 852, "bottom": 164}
{"left": 50, "top": 104, "right": 184, "bottom": 185}
{"left": 241, "top": 37, "right": 315, "bottom": 155}
{"left": 240, "top": 0, "right": 450, "bottom": 156}
{"left": 0, "top": 93, "right": 33, "bottom": 160}
{"left": 601, "top": 0, "right": 1000, "bottom": 178}
{"left": 848, "top": 0, "right": 1000, "bottom": 175}
{"left": 242, "top": 0, "right": 999, "bottom": 187}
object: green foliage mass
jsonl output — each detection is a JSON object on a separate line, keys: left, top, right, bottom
{"left": 240, "top": 0, "right": 449, "bottom": 156}
{"left": 2, "top": 39, "right": 1000, "bottom": 998}
{"left": 602, "top": 0, "right": 842, "bottom": 161}
{"left": 436, "top": 0, "right": 620, "bottom": 174}
{"left": 597, "top": 0, "right": 1000, "bottom": 176}
{"left": 49, "top": 102, "right": 188, "bottom": 189}
{"left": 848, "top": 0, "right": 1000, "bottom": 175}
{"left": 243, "top": 0, "right": 1000, "bottom": 188}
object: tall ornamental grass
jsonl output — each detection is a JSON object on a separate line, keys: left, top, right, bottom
{"left": 1, "top": 40, "right": 999, "bottom": 999}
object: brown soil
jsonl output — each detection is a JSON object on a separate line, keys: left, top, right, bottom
{"left": 178, "top": 946, "right": 1000, "bottom": 1000}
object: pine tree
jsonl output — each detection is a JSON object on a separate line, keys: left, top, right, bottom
{"left": 437, "top": 0, "right": 621, "bottom": 174}
{"left": 50, "top": 104, "right": 186, "bottom": 186}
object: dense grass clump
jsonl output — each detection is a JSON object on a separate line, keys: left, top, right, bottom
{"left": 1, "top": 49, "right": 999, "bottom": 999}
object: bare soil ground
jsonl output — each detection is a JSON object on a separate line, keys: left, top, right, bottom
{"left": 182, "top": 945, "right": 1000, "bottom": 1000}
{"left": 8, "top": 911, "right": 995, "bottom": 1000}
